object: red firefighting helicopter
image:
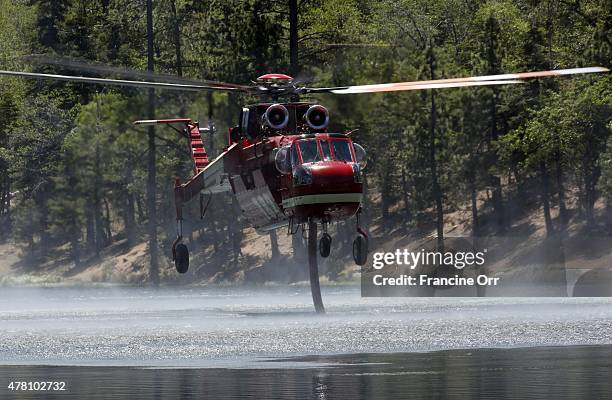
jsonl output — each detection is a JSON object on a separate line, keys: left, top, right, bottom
{"left": 0, "top": 65, "right": 607, "bottom": 312}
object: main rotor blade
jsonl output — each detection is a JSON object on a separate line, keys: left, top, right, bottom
{"left": 23, "top": 55, "right": 251, "bottom": 90}
{"left": 0, "top": 70, "right": 252, "bottom": 92}
{"left": 317, "top": 80, "right": 523, "bottom": 94}
{"left": 306, "top": 66, "right": 609, "bottom": 94}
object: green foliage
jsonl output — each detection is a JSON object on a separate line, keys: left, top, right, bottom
{"left": 0, "top": 0, "right": 610, "bottom": 274}
{"left": 599, "top": 138, "right": 612, "bottom": 207}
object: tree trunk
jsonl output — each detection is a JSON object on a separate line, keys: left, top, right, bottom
{"left": 401, "top": 168, "right": 412, "bottom": 228}
{"left": 101, "top": 0, "right": 109, "bottom": 15}
{"left": 86, "top": 208, "right": 95, "bottom": 251}
{"left": 136, "top": 195, "right": 145, "bottom": 223}
{"left": 37, "top": 191, "right": 50, "bottom": 260}
{"left": 485, "top": 16, "right": 505, "bottom": 232}
{"left": 231, "top": 196, "right": 242, "bottom": 263}
{"left": 0, "top": 175, "right": 6, "bottom": 215}
{"left": 170, "top": 0, "right": 182, "bottom": 77}
{"left": 103, "top": 198, "right": 112, "bottom": 244}
{"left": 584, "top": 172, "right": 597, "bottom": 228}
{"left": 513, "top": 167, "right": 527, "bottom": 205}
{"left": 5, "top": 178, "right": 10, "bottom": 228}
{"left": 170, "top": 0, "right": 186, "bottom": 118}
{"left": 606, "top": 202, "right": 612, "bottom": 233}
{"left": 583, "top": 123, "right": 600, "bottom": 229}
{"left": 428, "top": 47, "right": 444, "bottom": 252}
{"left": 94, "top": 142, "right": 105, "bottom": 255}
{"left": 381, "top": 164, "right": 391, "bottom": 222}
{"left": 123, "top": 195, "right": 135, "bottom": 245}
{"left": 489, "top": 91, "right": 505, "bottom": 232}
{"left": 124, "top": 167, "right": 136, "bottom": 245}
{"left": 555, "top": 154, "right": 568, "bottom": 226}
{"left": 146, "top": 0, "right": 159, "bottom": 286}
{"left": 540, "top": 161, "right": 554, "bottom": 236}
{"left": 269, "top": 230, "right": 280, "bottom": 259}
{"left": 362, "top": 171, "right": 370, "bottom": 212}
{"left": 210, "top": 196, "right": 219, "bottom": 253}
{"left": 208, "top": 91, "right": 215, "bottom": 156}
{"left": 469, "top": 176, "right": 480, "bottom": 237}
{"left": 0, "top": 175, "right": 9, "bottom": 236}
{"left": 292, "top": 225, "right": 306, "bottom": 264}
{"left": 289, "top": 0, "right": 299, "bottom": 77}
{"left": 70, "top": 232, "right": 80, "bottom": 266}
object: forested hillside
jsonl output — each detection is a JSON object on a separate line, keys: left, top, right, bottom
{"left": 0, "top": 0, "right": 609, "bottom": 285}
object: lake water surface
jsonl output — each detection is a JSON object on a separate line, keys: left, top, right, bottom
{"left": 0, "top": 286, "right": 611, "bottom": 398}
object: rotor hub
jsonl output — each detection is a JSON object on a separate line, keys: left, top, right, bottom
{"left": 256, "top": 73, "right": 294, "bottom": 85}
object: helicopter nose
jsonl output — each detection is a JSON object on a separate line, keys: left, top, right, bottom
{"left": 308, "top": 161, "right": 361, "bottom": 187}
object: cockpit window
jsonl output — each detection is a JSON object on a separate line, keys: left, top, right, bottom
{"left": 320, "top": 140, "right": 332, "bottom": 161}
{"left": 291, "top": 143, "right": 298, "bottom": 167}
{"left": 275, "top": 146, "right": 292, "bottom": 174}
{"left": 298, "top": 139, "right": 321, "bottom": 163}
{"left": 332, "top": 140, "right": 353, "bottom": 162}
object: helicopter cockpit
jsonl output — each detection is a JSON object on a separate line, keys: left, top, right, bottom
{"left": 274, "top": 136, "right": 367, "bottom": 176}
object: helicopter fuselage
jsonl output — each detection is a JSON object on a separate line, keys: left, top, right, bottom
{"left": 169, "top": 100, "right": 369, "bottom": 273}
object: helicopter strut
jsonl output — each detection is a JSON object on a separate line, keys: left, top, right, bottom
{"left": 307, "top": 220, "right": 325, "bottom": 314}
{"left": 353, "top": 210, "right": 368, "bottom": 266}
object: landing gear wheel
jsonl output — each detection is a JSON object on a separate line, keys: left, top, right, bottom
{"left": 174, "top": 243, "right": 189, "bottom": 274}
{"left": 319, "top": 233, "right": 332, "bottom": 258}
{"left": 352, "top": 233, "right": 368, "bottom": 266}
